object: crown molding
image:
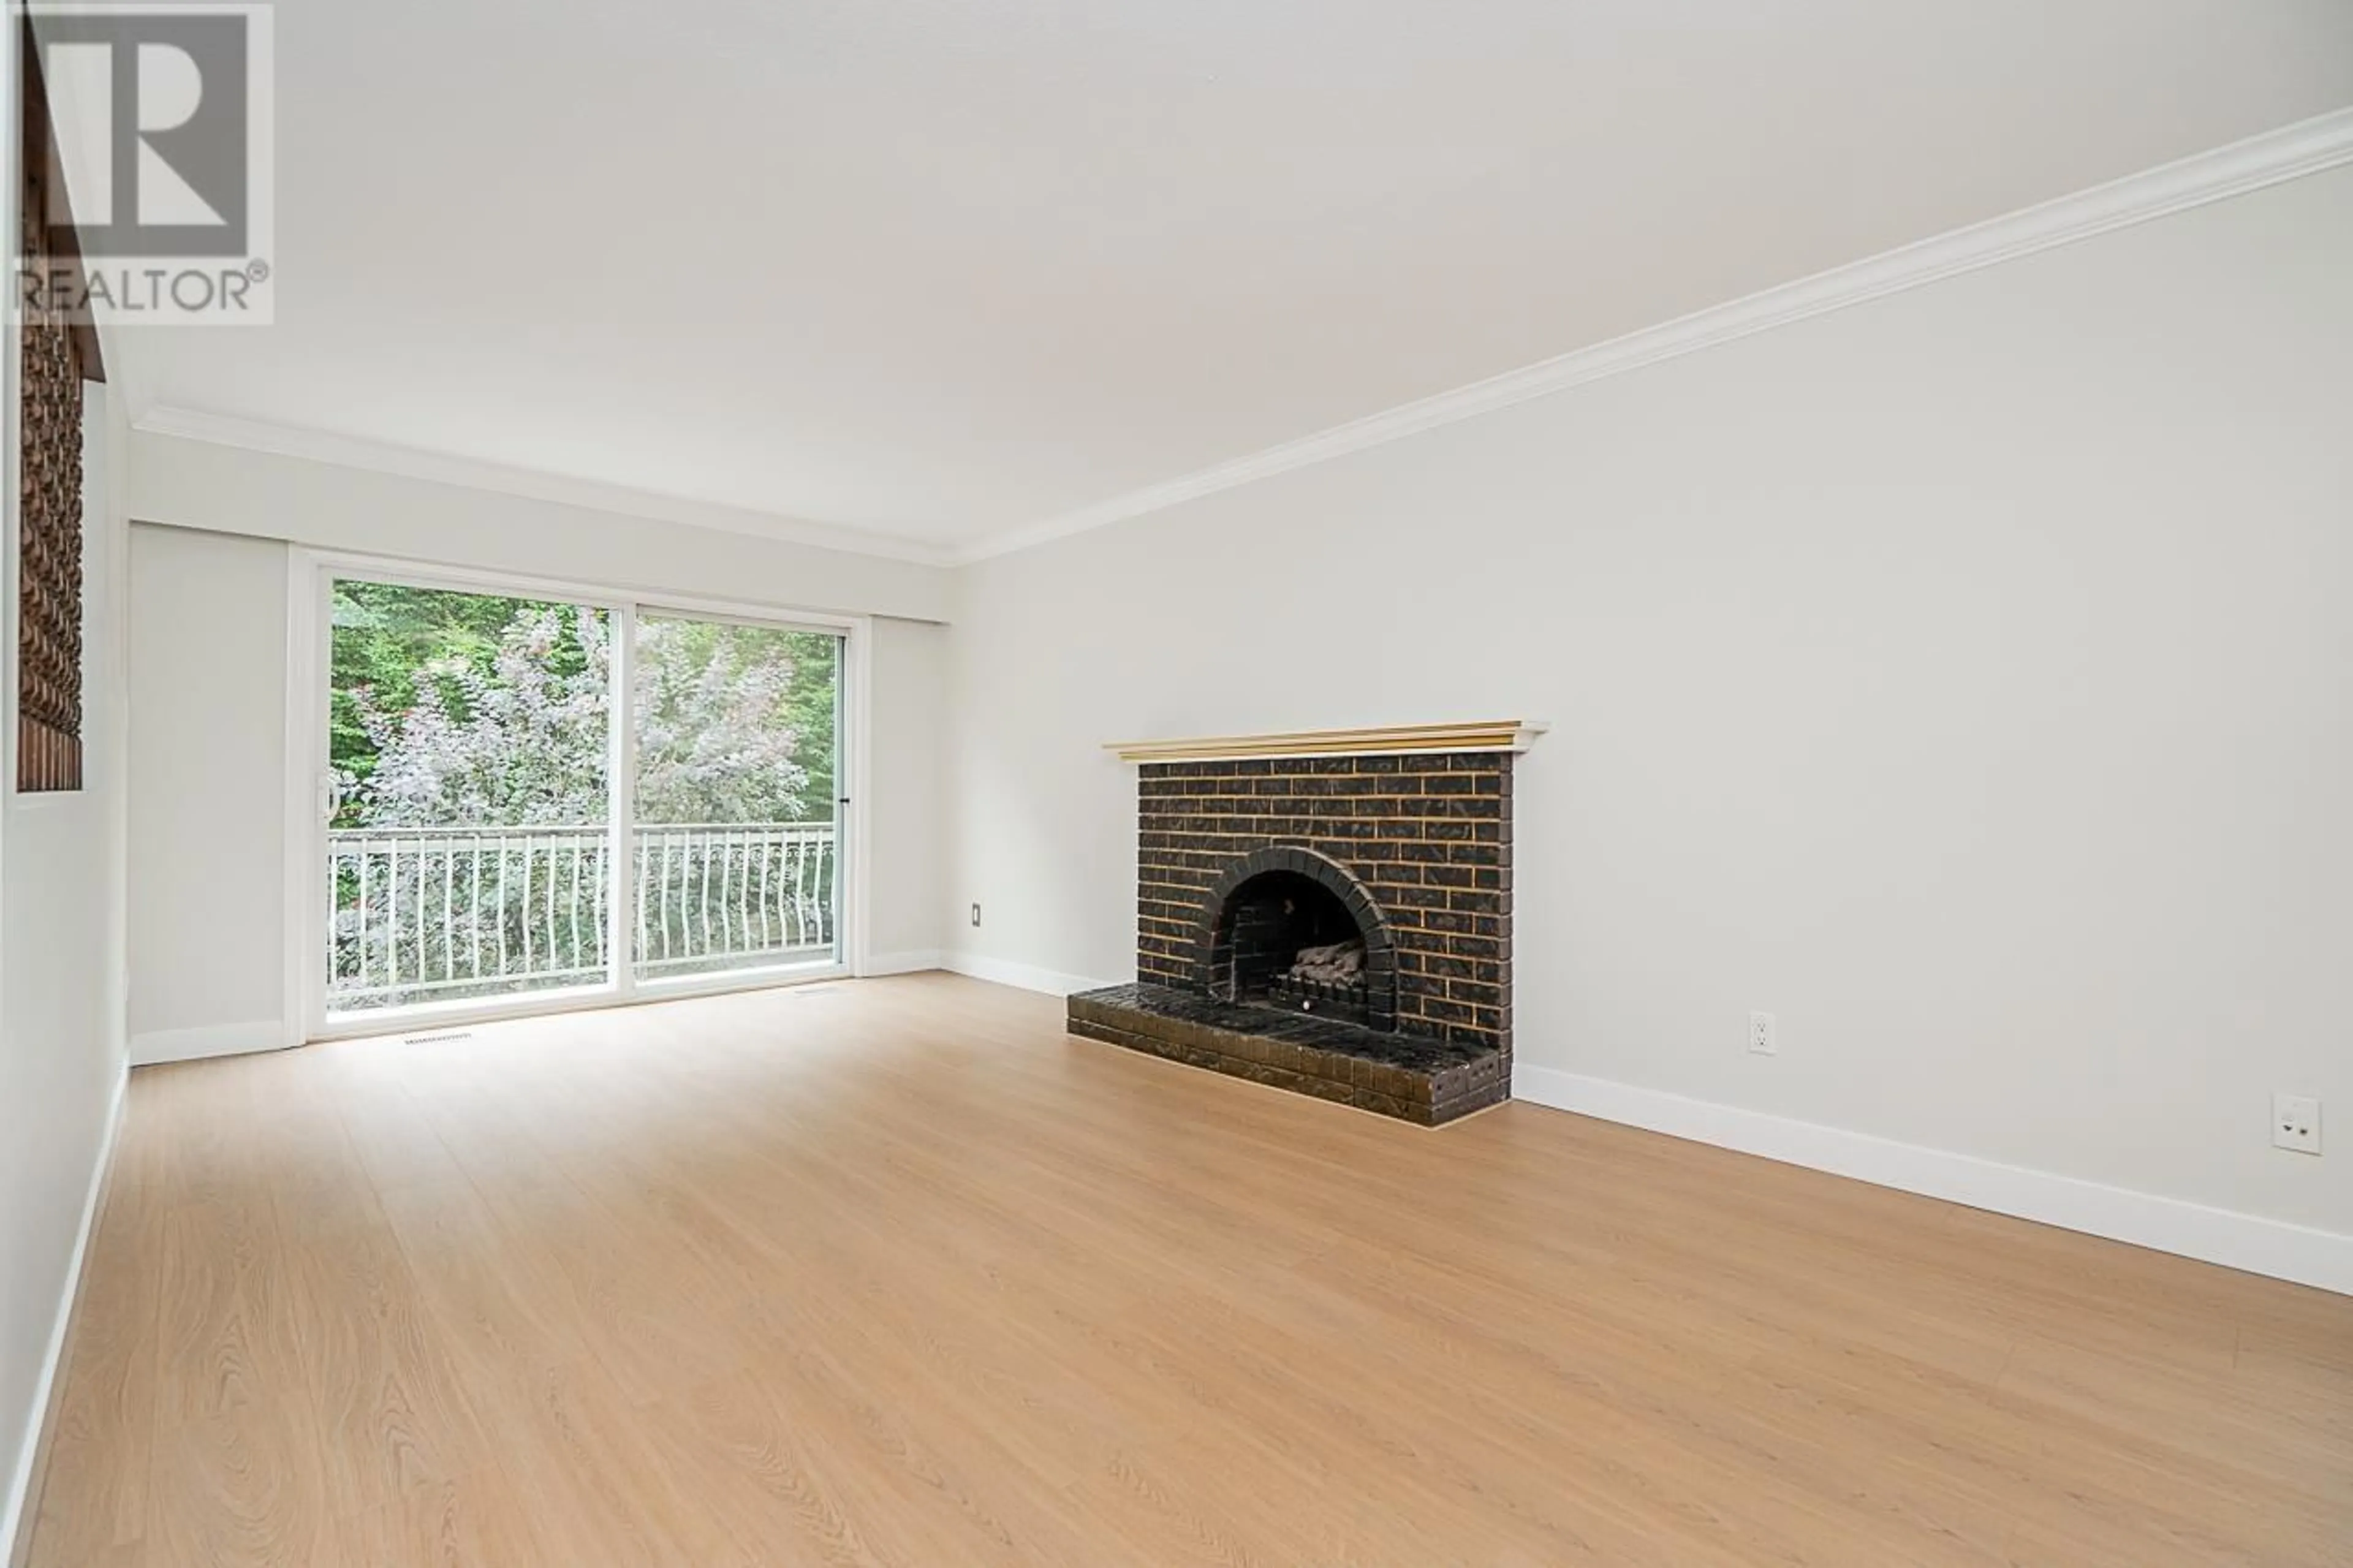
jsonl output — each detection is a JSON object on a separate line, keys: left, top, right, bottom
{"left": 959, "top": 106, "right": 2353, "bottom": 565}
{"left": 131, "top": 406, "right": 961, "bottom": 567}
{"left": 123, "top": 108, "right": 2353, "bottom": 573}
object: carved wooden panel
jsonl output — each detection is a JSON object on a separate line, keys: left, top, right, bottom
{"left": 18, "top": 27, "right": 88, "bottom": 792}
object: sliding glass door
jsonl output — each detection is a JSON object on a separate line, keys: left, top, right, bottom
{"left": 324, "top": 580, "right": 615, "bottom": 1012}
{"left": 630, "top": 613, "right": 843, "bottom": 982}
{"left": 314, "top": 566, "right": 851, "bottom": 1026}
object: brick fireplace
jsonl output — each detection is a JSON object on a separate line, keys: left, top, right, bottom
{"left": 1069, "top": 723, "right": 1535, "bottom": 1126}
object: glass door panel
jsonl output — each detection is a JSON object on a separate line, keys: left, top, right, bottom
{"left": 324, "top": 578, "right": 613, "bottom": 1013}
{"left": 631, "top": 613, "right": 843, "bottom": 982}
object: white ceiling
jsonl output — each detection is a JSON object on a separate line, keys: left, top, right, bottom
{"left": 118, "top": 0, "right": 2353, "bottom": 555}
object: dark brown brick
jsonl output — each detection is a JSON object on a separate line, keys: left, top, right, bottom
{"left": 1134, "top": 751, "right": 1514, "bottom": 1071}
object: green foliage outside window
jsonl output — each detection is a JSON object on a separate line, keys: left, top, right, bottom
{"left": 330, "top": 581, "right": 838, "bottom": 830}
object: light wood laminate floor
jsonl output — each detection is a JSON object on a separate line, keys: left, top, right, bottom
{"left": 24, "top": 974, "right": 2352, "bottom": 1566}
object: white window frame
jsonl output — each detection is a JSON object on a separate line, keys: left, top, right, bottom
{"left": 286, "top": 548, "right": 872, "bottom": 1042}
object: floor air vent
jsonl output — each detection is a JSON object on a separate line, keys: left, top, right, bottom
{"left": 401, "top": 1029, "right": 475, "bottom": 1045}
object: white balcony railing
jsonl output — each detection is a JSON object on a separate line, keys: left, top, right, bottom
{"left": 327, "top": 821, "right": 836, "bottom": 1009}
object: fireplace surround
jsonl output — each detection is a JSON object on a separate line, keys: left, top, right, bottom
{"left": 1069, "top": 723, "right": 1536, "bottom": 1126}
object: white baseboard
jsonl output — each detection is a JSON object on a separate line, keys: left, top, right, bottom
{"left": 4, "top": 1064, "right": 127, "bottom": 1567}
{"left": 129, "top": 1019, "right": 285, "bottom": 1066}
{"left": 942, "top": 952, "right": 1120, "bottom": 998}
{"left": 862, "top": 949, "right": 944, "bottom": 977}
{"left": 1512, "top": 1065, "right": 2352, "bottom": 1297}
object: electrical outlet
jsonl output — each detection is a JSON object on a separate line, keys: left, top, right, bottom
{"left": 2272, "top": 1094, "right": 2321, "bottom": 1155}
{"left": 969, "top": 903, "right": 982, "bottom": 928}
{"left": 1748, "top": 1010, "right": 1776, "bottom": 1056}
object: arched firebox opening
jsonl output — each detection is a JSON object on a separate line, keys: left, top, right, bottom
{"left": 1197, "top": 848, "right": 1395, "bottom": 1030}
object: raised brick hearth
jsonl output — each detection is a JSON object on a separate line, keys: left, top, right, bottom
{"left": 1070, "top": 743, "right": 1517, "bottom": 1125}
{"left": 1068, "top": 983, "right": 1507, "bottom": 1126}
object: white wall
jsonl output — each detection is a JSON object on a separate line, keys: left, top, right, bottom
{"left": 124, "top": 511, "right": 952, "bottom": 1051}
{"left": 126, "top": 525, "right": 289, "bottom": 1060}
{"left": 130, "top": 432, "right": 950, "bottom": 624}
{"left": 1, "top": 383, "right": 132, "bottom": 1553}
{"left": 945, "top": 167, "right": 2353, "bottom": 1253}
{"left": 866, "top": 616, "right": 949, "bottom": 966}
{"left": 2, "top": 20, "right": 136, "bottom": 1549}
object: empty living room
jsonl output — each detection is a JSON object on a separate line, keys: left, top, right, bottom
{"left": 6, "top": 3, "right": 2351, "bottom": 1564}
